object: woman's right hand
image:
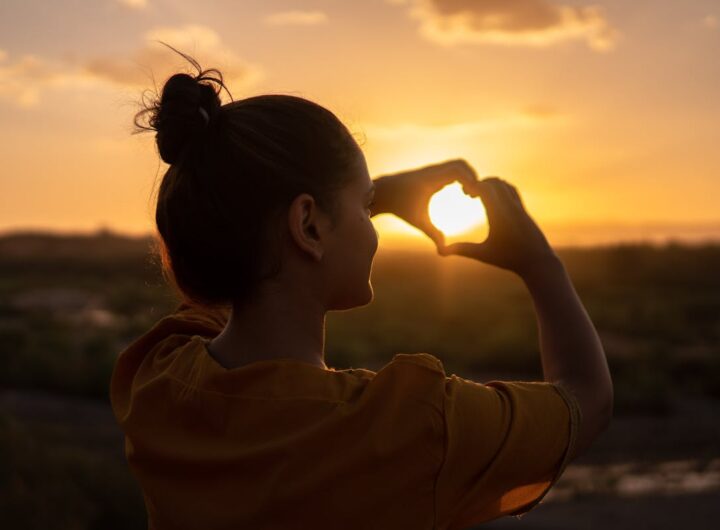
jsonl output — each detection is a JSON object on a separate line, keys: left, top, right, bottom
{"left": 439, "top": 177, "right": 559, "bottom": 277}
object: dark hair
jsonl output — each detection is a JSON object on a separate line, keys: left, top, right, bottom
{"left": 134, "top": 45, "right": 362, "bottom": 309}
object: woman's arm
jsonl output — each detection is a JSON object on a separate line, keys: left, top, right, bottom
{"left": 521, "top": 254, "right": 613, "bottom": 461}
{"left": 441, "top": 177, "right": 614, "bottom": 462}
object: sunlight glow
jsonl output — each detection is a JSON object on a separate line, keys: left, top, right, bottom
{"left": 428, "top": 182, "right": 487, "bottom": 236}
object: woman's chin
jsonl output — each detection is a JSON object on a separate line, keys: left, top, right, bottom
{"left": 359, "top": 283, "right": 374, "bottom": 306}
{"left": 331, "top": 284, "right": 373, "bottom": 310}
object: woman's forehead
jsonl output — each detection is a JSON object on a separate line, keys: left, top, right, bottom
{"left": 348, "top": 153, "right": 372, "bottom": 190}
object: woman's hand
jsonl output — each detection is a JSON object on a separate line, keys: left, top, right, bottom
{"left": 372, "top": 159, "right": 479, "bottom": 253}
{"left": 439, "top": 177, "right": 559, "bottom": 277}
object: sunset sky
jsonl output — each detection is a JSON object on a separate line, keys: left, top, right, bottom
{"left": 1, "top": 0, "right": 719, "bottom": 248}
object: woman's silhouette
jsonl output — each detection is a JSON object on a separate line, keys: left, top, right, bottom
{"left": 111, "top": 46, "right": 613, "bottom": 529}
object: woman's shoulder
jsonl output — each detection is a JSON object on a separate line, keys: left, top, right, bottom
{"left": 385, "top": 352, "right": 445, "bottom": 374}
{"left": 357, "top": 353, "right": 448, "bottom": 414}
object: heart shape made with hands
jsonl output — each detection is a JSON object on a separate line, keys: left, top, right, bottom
{"left": 427, "top": 181, "right": 489, "bottom": 243}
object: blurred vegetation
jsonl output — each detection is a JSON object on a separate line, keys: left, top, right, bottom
{"left": 1, "top": 230, "right": 720, "bottom": 528}
{"left": 0, "top": 410, "right": 146, "bottom": 529}
{"left": 1, "top": 231, "right": 720, "bottom": 409}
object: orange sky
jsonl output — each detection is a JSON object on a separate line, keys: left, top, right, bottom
{"left": 1, "top": 0, "right": 719, "bottom": 248}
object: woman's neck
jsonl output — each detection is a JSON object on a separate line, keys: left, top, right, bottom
{"left": 207, "top": 287, "right": 328, "bottom": 370}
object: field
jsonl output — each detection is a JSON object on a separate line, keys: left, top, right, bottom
{"left": 1, "top": 230, "right": 719, "bottom": 528}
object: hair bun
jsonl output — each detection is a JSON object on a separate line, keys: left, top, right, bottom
{"left": 150, "top": 73, "right": 221, "bottom": 165}
{"left": 133, "top": 45, "right": 231, "bottom": 164}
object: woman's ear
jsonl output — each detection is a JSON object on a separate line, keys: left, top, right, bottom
{"left": 287, "top": 193, "right": 326, "bottom": 262}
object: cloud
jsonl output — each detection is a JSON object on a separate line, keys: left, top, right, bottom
{"left": 390, "top": 0, "right": 619, "bottom": 51}
{"left": 520, "top": 103, "right": 561, "bottom": 119}
{"left": 0, "top": 53, "right": 98, "bottom": 107}
{"left": 85, "top": 25, "right": 263, "bottom": 90}
{"left": 703, "top": 15, "right": 718, "bottom": 30}
{"left": 117, "top": 0, "right": 148, "bottom": 9}
{"left": 264, "top": 10, "right": 329, "bottom": 26}
{"left": 362, "top": 109, "right": 565, "bottom": 141}
{"left": 0, "top": 25, "right": 263, "bottom": 107}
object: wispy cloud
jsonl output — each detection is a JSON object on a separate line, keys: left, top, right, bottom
{"left": 703, "top": 15, "right": 718, "bottom": 30}
{"left": 0, "top": 52, "right": 98, "bottom": 107}
{"left": 85, "top": 25, "right": 263, "bottom": 89}
{"left": 117, "top": 0, "right": 148, "bottom": 10}
{"left": 264, "top": 10, "right": 329, "bottom": 26}
{"left": 390, "top": 0, "right": 619, "bottom": 51}
{"left": 520, "top": 103, "right": 561, "bottom": 119}
{"left": 0, "top": 25, "right": 262, "bottom": 107}
{"left": 362, "top": 109, "right": 566, "bottom": 141}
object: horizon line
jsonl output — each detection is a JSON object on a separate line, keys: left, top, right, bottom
{"left": 6, "top": 223, "right": 720, "bottom": 250}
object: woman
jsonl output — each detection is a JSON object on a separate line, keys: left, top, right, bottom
{"left": 110, "top": 50, "right": 613, "bottom": 529}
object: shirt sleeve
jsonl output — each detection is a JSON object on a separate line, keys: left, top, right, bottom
{"left": 434, "top": 375, "right": 582, "bottom": 530}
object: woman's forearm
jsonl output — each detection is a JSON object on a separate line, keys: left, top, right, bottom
{"left": 520, "top": 255, "right": 613, "bottom": 455}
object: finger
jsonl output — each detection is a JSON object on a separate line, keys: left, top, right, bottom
{"left": 495, "top": 180, "right": 523, "bottom": 213}
{"left": 449, "top": 158, "right": 479, "bottom": 188}
{"left": 483, "top": 177, "right": 523, "bottom": 220}
{"left": 419, "top": 222, "right": 445, "bottom": 250}
{"left": 419, "top": 158, "right": 479, "bottom": 189}
{"left": 465, "top": 176, "right": 503, "bottom": 196}
{"left": 506, "top": 183, "right": 525, "bottom": 209}
{"left": 465, "top": 178, "right": 503, "bottom": 221}
{"left": 439, "top": 241, "right": 490, "bottom": 262}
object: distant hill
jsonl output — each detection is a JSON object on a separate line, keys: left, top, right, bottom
{"left": 5, "top": 229, "right": 720, "bottom": 303}
{"left": 0, "top": 230, "right": 156, "bottom": 262}
{"left": 3, "top": 229, "right": 720, "bottom": 286}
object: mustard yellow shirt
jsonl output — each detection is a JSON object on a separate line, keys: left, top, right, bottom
{"left": 110, "top": 302, "right": 581, "bottom": 529}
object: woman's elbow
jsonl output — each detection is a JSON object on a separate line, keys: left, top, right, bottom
{"left": 567, "top": 383, "right": 614, "bottom": 461}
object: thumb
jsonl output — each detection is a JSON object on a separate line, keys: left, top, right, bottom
{"left": 421, "top": 225, "right": 446, "bottom": 254}
{"left": 439, "top": 241, "right": 489, "bottom": 261}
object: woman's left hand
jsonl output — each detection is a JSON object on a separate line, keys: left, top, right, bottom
{"left": 372, "top": 159, "right": 479, "bottom": 253}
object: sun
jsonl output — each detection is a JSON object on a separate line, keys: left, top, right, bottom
{"left": 428, "top": 182, "right": 487, "bottom": 236}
